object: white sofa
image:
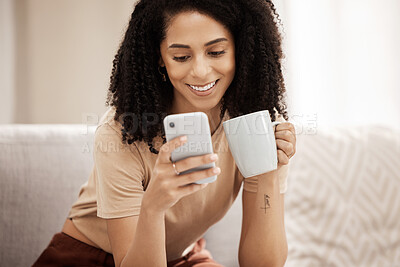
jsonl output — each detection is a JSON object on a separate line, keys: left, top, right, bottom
{"left": 1, "top": 123, "right": 399, "bottom": 267}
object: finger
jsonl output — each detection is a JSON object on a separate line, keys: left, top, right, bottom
{"left": 275, "top": 122, "right": 296, "bottom": 136}
{"left": 174, "top": 153, "right": 218, "bottom": 174}
{"left": 159, "top": 135, "right": 187, "bottom": 163}
{"left": 277, "top": 149, "right": 289, "bottom": 165}
{"left": 176, "top": 166, "right": 221, "bottom": 187}
{"left": 276, "top": 139, "right": 294, "bottom": 158}
{"left": 275, "top": 130, "right": 296, "bottom": 144}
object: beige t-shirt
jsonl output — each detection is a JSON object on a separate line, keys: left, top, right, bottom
{"left": 68, "top": 107, "right": 289, "bottom": 261}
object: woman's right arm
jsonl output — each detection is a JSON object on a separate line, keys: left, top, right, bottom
{"left": 106, "top": 135, "right": 220, "bottom": 267}
{"left": 107, "top": 208, "right": 165, "bottom": 267}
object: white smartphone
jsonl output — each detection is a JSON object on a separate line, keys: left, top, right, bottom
{"left": 163, "top": 112, "right": 217, "bottom": 184}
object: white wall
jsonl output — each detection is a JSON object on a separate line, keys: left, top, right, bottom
{"left": 4, "top": 0, "right": 136, "bottom": 124}
{"left": 277, "top": 0, "right": 400, "bottom": 131}
{"left": 5, "top": 0, "right": 399, "bottom": 128}
{"left": 0, "top": 0, "right": 15, "bottom": 124}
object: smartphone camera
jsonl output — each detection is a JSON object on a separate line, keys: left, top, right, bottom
{"left": 169, "top": 122, "right": 175, "bottom": 128}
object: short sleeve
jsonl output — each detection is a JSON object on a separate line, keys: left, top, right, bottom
{"left": 242, "top": 110, "right": 289, "bottom": 194}
{"left": 94, "top": 122, "right": 145, "bottom": 219}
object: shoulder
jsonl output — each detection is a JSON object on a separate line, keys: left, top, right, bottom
{"left": 95, "top": 106, "right": 131, "bottom": 146}
{"left": 94, "top": 107, "right": 143, "bottom": 158}
{"left": 96, "top": 106, "right": 122, "bottom": 137}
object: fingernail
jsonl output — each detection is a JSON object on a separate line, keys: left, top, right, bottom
{"left": 210, "top": 154, "right": 218, "bottom": 161}
{"left": 180, "top": 136, "right": 187, "bottom": 141}
{"left": 213, "top": 167, "right": 221, "bottom": 174}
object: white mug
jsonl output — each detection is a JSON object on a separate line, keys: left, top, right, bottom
{"left": 223, "top": 110, "right": 282, "bottom": 178}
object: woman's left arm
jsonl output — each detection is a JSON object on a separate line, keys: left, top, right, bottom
{"left": 238, "top": 122, "right": 296, "bottom": 267}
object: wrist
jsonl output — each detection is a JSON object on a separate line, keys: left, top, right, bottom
{"left": 140, "top": 198, "right": 166, "bottom": 218}
{"left": 255, "top": 170, "right": 280, "bottom": 187}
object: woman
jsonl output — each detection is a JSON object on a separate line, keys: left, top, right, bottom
{"left": 33, "top": 0, "right": 296, "bottom": 266}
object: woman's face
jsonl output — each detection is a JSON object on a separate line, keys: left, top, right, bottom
{"left": 159, "top": 11, "right": 235, "bottom": 113}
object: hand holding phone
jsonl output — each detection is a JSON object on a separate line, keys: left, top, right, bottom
{"left": 163, "top": 112, "right": 218, "bottom": 184}
{"left": 141, "top": 135, "right": 220, "bottom": 214}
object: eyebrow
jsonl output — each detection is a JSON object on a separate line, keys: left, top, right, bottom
{"left": 168, "top": 38, "right": 228, "bottom": 49}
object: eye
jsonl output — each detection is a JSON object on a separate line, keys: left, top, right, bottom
{"left": 173, "top": 56, "right": 190, "bottom": 62}
{"left": 209, "top": 51, "right": 226, "bottom": 57}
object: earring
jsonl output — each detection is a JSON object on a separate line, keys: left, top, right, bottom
{"left": 158, "top": 66, "right": 166, "bottom": 82}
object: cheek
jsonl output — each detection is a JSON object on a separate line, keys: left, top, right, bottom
{"left": 217, "top": 56, "right": 235, "bottom": 79}
{"left": 166, "top": 64, "right": 188, "bottom": 82}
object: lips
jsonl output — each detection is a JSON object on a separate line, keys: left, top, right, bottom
{"left": 187, "top": 80, "right": 217, "bottom": 91}
{"left": 186, "top": 79, "right": 219, "bottom": 96}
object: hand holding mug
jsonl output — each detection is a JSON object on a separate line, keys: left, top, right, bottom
{"left": 274, "top": 122, "right": 296, "bottom": 166}
{"left": 223, "top": 110, "right": 296, "bottom": 178}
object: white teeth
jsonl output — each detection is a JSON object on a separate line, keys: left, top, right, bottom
{"left": 189, "top": 80, "right": 216, "bottom": 91}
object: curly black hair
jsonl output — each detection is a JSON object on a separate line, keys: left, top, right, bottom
{"left": 105, "top": 0, "right": 288, "bottom": 154}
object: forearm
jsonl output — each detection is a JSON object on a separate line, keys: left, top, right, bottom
{"left": 239, "top": 170, "right": 288, "bottom": 267}
{"left": 121, "top": 207, "right": 167, "bottom": 267}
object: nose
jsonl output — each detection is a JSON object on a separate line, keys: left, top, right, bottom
{"left": 191, "top": 56, "right": 211, "bottom": 79}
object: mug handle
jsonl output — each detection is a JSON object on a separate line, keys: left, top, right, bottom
{"left": 271, "top": 121, "right": 283, "bottom": 133}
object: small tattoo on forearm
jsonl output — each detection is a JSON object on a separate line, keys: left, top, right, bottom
{"left": 260, "top": 194, "right": 271, "bottom": 213}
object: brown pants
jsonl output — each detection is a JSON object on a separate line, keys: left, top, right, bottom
{"left": 32, "top": 232, "right": 224, "bottom": 267}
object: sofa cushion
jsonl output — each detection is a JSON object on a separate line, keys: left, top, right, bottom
{"left": 0, "top": 125, "right": 96, "bottom": 267}
{"left": 285, "top": 126, "right": 400, "bottom": 266}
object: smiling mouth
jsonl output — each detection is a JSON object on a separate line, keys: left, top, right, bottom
{"left": 186, "top": 80, "right": 219, "bottom": 91}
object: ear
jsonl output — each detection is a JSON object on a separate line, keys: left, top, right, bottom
{"left": 158, "top": 57, "right": 165, "bottom": 67}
